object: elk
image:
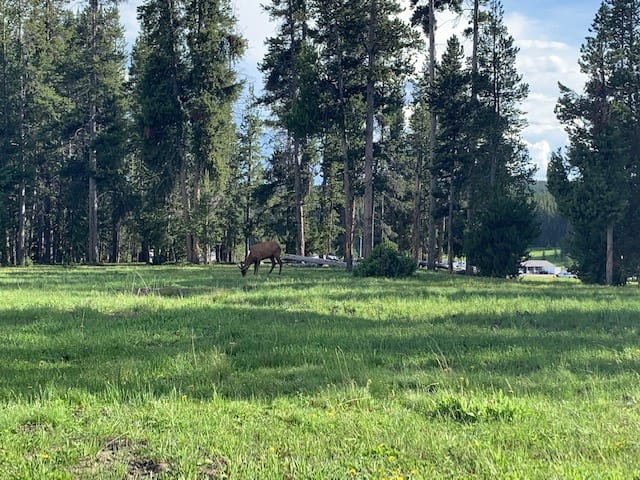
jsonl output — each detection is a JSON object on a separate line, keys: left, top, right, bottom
{"left": 239, "top": 241, "right": 283, "bottom": 277}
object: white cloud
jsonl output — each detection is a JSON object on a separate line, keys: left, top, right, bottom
{"left": 526, "top": 139, "right": 553, "bottom": 180}
{"left": 416, "top": 7, "right": 584, "bottom": 180}
{"left": 231, "top": 1, "right": 273, "bottom": 85}
{"left": 518, "top": 39, "right": 568, "bottom": 51}
{"left": 505, "top": 11, "right": 586, "bottom": 180}
{"left": 231, "top": 1, "right": 270, "bottom": 61}
{"left": 120, "top": 0, "right": 140, "bottom": 49}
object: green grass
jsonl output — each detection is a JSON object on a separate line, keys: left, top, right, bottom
{"left": 529, "top": 248, "right": 569, "bottom": 267}
{"left": 0, "top": 265, "right": 639, "bottom": 478}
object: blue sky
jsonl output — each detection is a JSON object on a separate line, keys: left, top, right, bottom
{"left": 499, "top": 0, "right": 602, "bottom": 179}
{"left": 120, "top": 0, "right": 605, "bottom": 179}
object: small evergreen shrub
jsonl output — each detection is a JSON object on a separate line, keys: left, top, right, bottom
{"left": 464, "top": 193, "right": 540, "bottom": 278}
{"left": 353, "top": 244, "right": 417, "bottom": 278}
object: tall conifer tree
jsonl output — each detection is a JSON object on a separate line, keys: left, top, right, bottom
{"left": 69, "top": 0, "right": 129, "bottom": 263}
{"left": 430, "top": 35, "right": 472, "bottom": 270}
{"left": 261, "top": 0, "right": 320, "bottom": 256}
{"left": 410, "top": 0, "right": 462, "bottom": 268}
{"left": 549, "top": 0, "right": 640, "bottom": 284}
{"left": 312, "top": 0, "right": 368, "bottom": 269}
{"left": 132, "top": 0, "right": 244, "bottom": 263}
{"left": 0, "top": 0, "right": 71, "bottom": 264}
{"left": 361, "top": 0, "right": 416, "bottom": 258}
{"left": 463, "top": 0, "right": 537, "bottom": 277}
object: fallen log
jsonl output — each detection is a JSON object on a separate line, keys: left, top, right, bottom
{"left": 284, "top": 253, "right": 347, "bottom": 268}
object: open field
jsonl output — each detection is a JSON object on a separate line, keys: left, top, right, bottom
{"left": 0, "top": 265, "right": 639, "bottom": 479}
{"left": 528, "top": 248, "right": 568, "bottom": 268}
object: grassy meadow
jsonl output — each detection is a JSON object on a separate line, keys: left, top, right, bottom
{"left": 0, "top": 264, "right": 639, "bottom": 479}
{"left": 528, "top": 248, "right": 569, "bottom": 268}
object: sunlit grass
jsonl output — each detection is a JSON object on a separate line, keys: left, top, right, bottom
{"left": 0, "top": 265, "right": 639, "bottom": 478}
{"left": 529, "top": 247, "right": 569, "bottom": 266}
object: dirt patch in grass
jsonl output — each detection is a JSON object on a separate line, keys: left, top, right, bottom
{"left": 127, "top": 457, "right": 170, "bottom": 478}
{"left": 198, "top": 455, "right": 229, "bottom": 479}
{"left": 16, "top": 420, "right": 51, "bottom": 434}
{"left": 72, "top": 437, "right": 170, "bottom": 479}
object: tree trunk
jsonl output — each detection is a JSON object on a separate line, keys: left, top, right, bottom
{"left": 88, "top": 130, "right": 98, "bottom": 263}
{"left": 472, "top": 0, "right": 479, "bottom": 96}
{"left": 110, "top": 219, "right": 120, "bottom": 263}
{"left": 244, "top": 177, "right": 250, "bottom": 259}
{"left": 606, "top": 222, "right": 614, "bottom": 285}
{"left": 193, "top": 172, "right": 202, "bottom": 262}
{"left": 16, "top": 25, "right": 26, "bottom": 266}
{"left": 17, "top": 181, "right": 26, "bottom": 265}
{"left": 294, "top": 139, "right": 306, "bottom": 256}
{"left": 43, "top": 196, "right": 53, "bottom": 264}
{"left": 426, "top": 0, "right": 438, "bottom": 270}
{"left": 447, "top": 179, "right": 455, "bottom": 272}
{"left": 334, "top": 24, "right": 354, "bottom": 271}
{"left": 342, "top": 129, "right": 354, "bottom": 271}
{"left": 1, "top": 230, "right": 8, "bottom": 265}
{"left": 244, "top": 130, "right": 252, "bottom": 259}
{"left": 180, "top": 156, "right": 197, "bottom": 263}
{"left": 87, "top": 0, "right": 98, "bottom": 264}
{"left": 362, "top": 0, "right": 377, "bottom": 259}
{"left": 412, "top": 149, "right": 424, "bottom": 261}
{"left": 466, "top": 0, "right": 479, "bottom": 275}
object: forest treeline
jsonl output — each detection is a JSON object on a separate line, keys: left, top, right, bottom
{"left": 0, "top": 0, "right": 636, "bottom": 284}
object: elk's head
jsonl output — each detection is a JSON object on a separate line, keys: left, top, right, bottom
{"left": 238, "top": 263, "right": 248, "bottom": 277}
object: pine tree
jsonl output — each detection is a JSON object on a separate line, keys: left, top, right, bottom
{"left": 475, "top": 0, "right": 529, "bottom": 189}
{"left": 361, "top": 0, "right": 416, "bottom": 258}
{"left": 372, "top": 76, "right": 414, "bottom": 251}
{"left": 132, "top": 0, "right": 244, "bottom": 263}
{"left": 185, "top": 0, "right": 245, "bottom": 263}
{"left": 549, "top": 0, "right": 640, "bottom": 284}
{"left": 235, "top": 87, "right": 265, "bottom": 257}
{"left": 261, "top": 0, "right": 320, "bottom": 256}
{"left": 410, "top": 0, "right": 462, "bottom": 269}
{"left": 408, "top": 63, "right": 431, "bottom": 262}
{"left": 309, "top": 0, "right": 417, "bottom": 266}
{"left": 430, "top": 35, "right": 472, "bottom": 270}
{"left": 461, "top": 0, "right": 537, "bottom": 276}
{"left": 312, "top": 0, "right": 369, "bottom": 269}
{"left": 0, "top": 0, "right": 72, "bottom": 264}
{"left": 130, "top": 0, "right": 186, "bottom": 261}
{"left": 72, "top": 1, "right": 129, "bottom": 263}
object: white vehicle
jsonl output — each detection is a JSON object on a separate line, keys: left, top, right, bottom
{"left": 555, "top": 271, "right": 577, "bottom": 279}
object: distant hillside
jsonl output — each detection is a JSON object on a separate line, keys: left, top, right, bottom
{"left": 533, "top": 180, "right": 548, "bottom": 194}
{"left": 532, "top": 181, "right": 567, "bottom": 248}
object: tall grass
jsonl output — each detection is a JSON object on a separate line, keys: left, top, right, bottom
{"left": 0, "top": 265, "right": 639, "bottom": 478}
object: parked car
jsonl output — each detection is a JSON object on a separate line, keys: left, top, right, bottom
{"left": 555, "top": 271, "right": 577, "bottom": 279}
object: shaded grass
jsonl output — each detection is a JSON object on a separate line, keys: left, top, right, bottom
{"left": 0, "top": 265, "right": 639, "bottom": 478}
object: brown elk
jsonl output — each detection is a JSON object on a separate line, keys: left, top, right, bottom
{"left": 239, "top": 241, "right": 283, "bottom": 277}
